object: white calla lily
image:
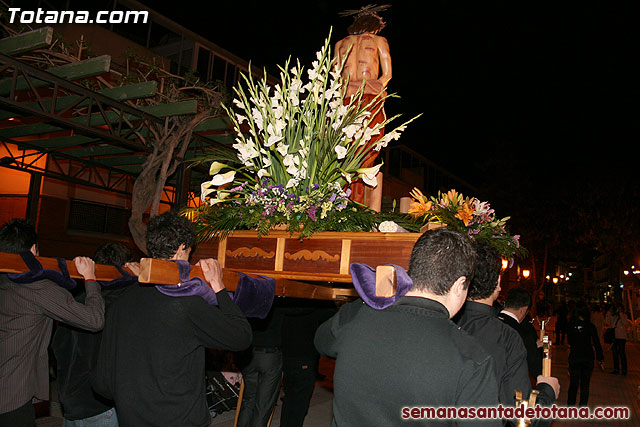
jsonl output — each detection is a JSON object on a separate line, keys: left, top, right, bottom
{"left": 357, "top": 163, "right": 383, "bottom": 187}
{"left": 210, "top": 171, "right": 236, "bottom": 186}
{"left": 200, "top": 181, "right": 215, "bottom": 200}
{"left": 208, "top": 161, "right": 228, "bottom": 176}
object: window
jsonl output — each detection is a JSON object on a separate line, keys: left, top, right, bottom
{"left": 68, "top": 199, "right": 129, "bottom": 235}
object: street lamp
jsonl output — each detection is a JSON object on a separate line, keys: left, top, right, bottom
{"left": 522, "top": 269, "right": 530, "bottom": 279}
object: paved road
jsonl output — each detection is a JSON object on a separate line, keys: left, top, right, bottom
{"left": 36, "top": 342, "right": 638, "bottom": 426}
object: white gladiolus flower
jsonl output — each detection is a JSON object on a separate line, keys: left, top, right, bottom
{"left": 258, "top": 169, "right": 270, "bottom": 179}
{"left": 342, "top": 124, "right": 361, "bottom": 139}
{"left": 272, "top": 84, "right": 283, "bottom": 100}
{"left": 289, "top": 92, "right": 300, "bottom": 107}
{"left": 283, "top": 154, "right": 295, "bottom": 167}
{"left": 286, "top": 178, "right": 298, "bottom": 189}
{"left": 334, "top": 145, "right": 347, "bottom": 159}
{"left": 251, "top": 108, "right": 264, "bottom": 131}
{"left": 232, "top": 98, "right": 245, "bottom": 110}
{"left": 266, "top": 134, "right": 282, "bottom": 147}
{"left": 354, "top": 111, "right": 371, "bottom": 124}
{"left": 234, "top": 141, "right": 259, "bottom": 164}
{"left": 273, "top": 105, "right": 284, "bottom": 119}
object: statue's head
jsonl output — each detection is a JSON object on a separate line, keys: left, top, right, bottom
{"left": 340, "top": 4, "right": 390, "bottom": 35}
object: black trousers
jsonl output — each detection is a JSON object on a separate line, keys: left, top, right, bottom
{"left": 236, "top": 347, "right": 283, "bottom": 427}
{"left": 567, "top": 360, "right": 594, "bottom": 406}
{"left": 611, "top": 339, "right": 627, "bottom": 373}
{"left": 0, "top": 401, "right": 35, "bottom": 427}
{"left": 279, "top": 356, "right": 318, "bottom": 427}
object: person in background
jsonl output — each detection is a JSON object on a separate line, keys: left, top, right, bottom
{"left": 52, "top": 242, "right": 138, "bottom": 427}
{"left": 235, "top": 305, "right": 285, "bottom": 427}
{"left": 605, "top": 304, "right": 629, "bottom": 375}
{"left": 279, "top": 300, "right": 336, "bottom": 427}
{"left": 498, "top": 287, "right": 543, "bottom": 378}
{"left": 566, "top": 302, "right": 603, "bottom": 406}
{"left": 456, "top": 241, "right": 558, "bottom": 426}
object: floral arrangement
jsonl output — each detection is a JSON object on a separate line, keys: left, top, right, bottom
{"left": 408, "top": 188, "right": 527, "bottom": 260}
{"left": 189, "top": 31, "right": 420, "bottom": 239}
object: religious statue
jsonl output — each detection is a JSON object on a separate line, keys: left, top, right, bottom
{"left": 336, "top": 4, "right": 392, "bottom": 206}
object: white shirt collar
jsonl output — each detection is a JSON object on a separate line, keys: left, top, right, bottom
{"left": 500, "top": 309, "right": 520, "bottom": 323}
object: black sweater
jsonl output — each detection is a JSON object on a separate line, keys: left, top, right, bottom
{"left": 567, "top": 320, "right": 604, "bottom": 364}
{"left": 93, "top": 283, "right": 251, "bottom": 427}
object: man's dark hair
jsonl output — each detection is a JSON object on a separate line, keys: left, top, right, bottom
{"left": 0, "top": 218, "right": 37, "bottom": 254}
{"left": 408, "top": 228, "right": 476, "bottom": 295}
{"left": 146, "top": 211, "right": 196, "bottom": 259}
{"left": 467, "top": 241, "right": 501, "bottom": 300}
{"left": 504, "top": 287, "right": 532, "bottom": 310}
{"left": 93, "top": 242, "right": 132, "bottom": 266}
{"left": 571, "top": 301, "right": 591, "bottom": 323}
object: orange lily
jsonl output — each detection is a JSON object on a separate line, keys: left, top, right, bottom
{"left": 408, "top": 199, "right": 433, "bottom": 218}
{"left": 409, "top": 187, "right": 428, "bottom": 203}
{"left": 408, "top": 187, "right": 432, "bottom": 218}
{"left": 455, "top": 202, "right": 474, "bottom": 226}
{"left": 445, "top": 189, "right": 460, "bottom": 205}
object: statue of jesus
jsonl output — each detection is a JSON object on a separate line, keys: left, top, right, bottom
{"left": 335, "top": 5, "right": 392, "bottom": 206}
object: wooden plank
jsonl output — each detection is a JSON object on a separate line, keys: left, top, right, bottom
{"left": 138, "top": 99, "right": 198, "bottom": 117}
{"left": 0, "top": 27, "right": 54, "bottom": 55}
{"left": 62, "top": 145, "right": 132, "bottom": 158}
{"left": 0, "top": 251, "right": 133, "bottom": 281}
{"left": 0, "top": 122, "right": 62, "bottom": 138}
{"left": 193, "top": 116, "right": 230, "bottom": 132}
{"left": 89, "top": 155, "right": 147, "bottom": 166}
{"left": 21, "top": 99, "right": 195, "bottom": 129}
{"left": 0, "top": 81, "right": 157, "bottom": 120}
{"left": 138, "top": 258, "right": 357, "bottom": 301}
{"left": 13, "top": 135, "right": 98, "bottom": 149}
{"left": 340, "top": 239, "right": 352, "bottom": 275}
{"left": 0, "top": 55, "right": 111, "bottom": 95}
{"left": 0, "top": 252, "right": 358, "bottom": 301}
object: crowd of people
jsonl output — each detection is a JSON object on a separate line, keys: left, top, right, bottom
{"left": 0, "top": 216, "right": 634, "bottom": 426}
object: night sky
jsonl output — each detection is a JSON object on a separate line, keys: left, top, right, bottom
{"left": 156, "top": 0, "right": 635, "bottom": 181}
{"left": 154, "top": 0, "right": 638, "bottom": 260}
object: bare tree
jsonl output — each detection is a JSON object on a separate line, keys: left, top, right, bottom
{"left": 3, "top": 23, "right": 225, "bottom": 253}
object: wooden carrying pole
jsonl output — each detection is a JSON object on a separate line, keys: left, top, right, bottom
{"left": 0, "top": 251, "right": 133, "bottom": 280}
{"left": 0, "top": 252, "right": 358, "bottom": 301}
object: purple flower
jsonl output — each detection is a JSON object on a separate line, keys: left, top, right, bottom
{"left": 308, "top": 206, "right": 318, "bottom": 221}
